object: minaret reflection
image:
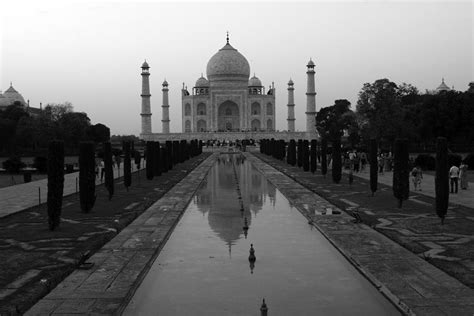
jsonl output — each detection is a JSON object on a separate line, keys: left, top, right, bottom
{"left": 194, "top": 153, "right": 274, "bottom": 251}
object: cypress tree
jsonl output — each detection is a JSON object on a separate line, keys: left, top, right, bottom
{"left": 103, "top": 142, "right": 114, "bottom": 200}
{"left": 369, "top": 139, "right": 378, "bottom": 196}
{"left": 288, "top": 139, "right": 296, "bottom": 166}
{"left": 161, "top": 146, "right": 169, "bottom": 173}
{"left": 47, "top": 140, "right": 64, "bottom": 231}
{"left": 310, "top": 139, "right": 317, "bottom": 173}
{"left": 321, "top": 138, "right": 328, "bottom": 177}
{"left": 145, "top": 141, "right": 154, "bottom": 180}
{"left": 260, "top": 139, "right": 264, "bottom": 153}
{"left": 303, "top": 140, "right": 310, "bottom": 171}
{"left": 123, "top": 141, "right": 132, "bottom": 190}
{"left": 297, "top": 139, "right": 303, "bottom": 167}
{"left": 393, "top": 138, "right": 410, "bottom": 208}
{"left": 166, "top": 141, "right": 173, "bottom": 170}
{"left": 332, "top": 137, "right": 342, "bottom": 183}
{"left": 79, "top": 142, "right": 96, "bottom": 213}
{"left": 435, "top": 137, "right": 449, "bottom": 224}
{"left": 172, "top": 141, "right": 179, "bottom": 165}
{"left": 280, "top": 140, "right": 286, "bottom": 160}
{"left": 153, "top": 142, "right": 162, "bottom": 176}
{"left": 133, "top": 150, "right": 141, "bottom": 170}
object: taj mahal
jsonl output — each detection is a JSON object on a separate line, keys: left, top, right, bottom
{"left": 139, "top": 35, "right": 317, "bottom": 142}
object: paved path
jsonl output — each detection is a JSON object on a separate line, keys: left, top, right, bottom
{"left": 252, "top": 153, "right": 474, "bottom": 315}
{"left": 26, "top": 154, "right": 217, "bottom": 315}
{"left": 0, "top": 164, "right": 143, "bottom": 218}
{"left": 349, "top": 168, "right": 474, "bottom": 209}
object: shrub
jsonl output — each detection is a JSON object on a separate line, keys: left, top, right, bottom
{"left": 133, "top": 150, "right": 141, "bottom": 169}
{"left": 414, "top": 154, "right": 435, "bottom": 171}
{"left": 47, "top": 141, "right": 64, "bottom": 231}
{"left": 369, "top": 139, "right": 378, "bottom": 196}
{"left": 33, "top": 156, "right": 48, "bottom": 172}
{"left": 103, "top": 142, "right": 114, "bottom": 200}
{"left": 2, "top": 157, "right": 26, "bottom": 173}
{"left": 172, "top": 141, "right": 179, "bottom": 165}
{"left": 393, "top": 138, "right": 409, "bottom": 208}
{"left": 79, "top": 142, "right": 96, "bottom": 213}
{"left": 436, "top": 137, "right": 449, "bottom": 224}
{"left": 332, "top": 138, "right": 342, "bottom": 183}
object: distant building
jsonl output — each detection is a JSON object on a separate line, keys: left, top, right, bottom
{"left": 0, "top": 83, "right": 42, "bottom": 117}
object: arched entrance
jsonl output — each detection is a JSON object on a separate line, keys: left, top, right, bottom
{"left": 251, "top": 119, "right": 261, "bottom": 131}
{"left": 197, "top": 119, "right": 207, "bottom": 132}
{"left": 218, "top": 100, "right": 240, "bottom": 132}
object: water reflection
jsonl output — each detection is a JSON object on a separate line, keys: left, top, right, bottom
{"left": 194, "top": 154, "right": 276, "bottom": 252}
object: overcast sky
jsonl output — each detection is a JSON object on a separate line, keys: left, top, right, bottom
{"left": 1, "top": 0, "right": 472, "bottom": 135}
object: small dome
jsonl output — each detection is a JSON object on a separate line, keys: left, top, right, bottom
{"left": 162, "top": 79, "right": 168, "bottom": 86}
{"left": 206, "top": 43, "right": 250, "bottom": 82}
{"left": 248, "top": 75, "right": 262, "bottom": 87}
{"left": 288, "top": 78, "right": 294, "bottom": 85}
{"left": 436, "top": 78, "right": 450, "bottom": 92}
{"left": 2, "top": 84, "right": 26, "bottom": 106}
{"left": 141, "top": 60, "right": 149, "bottom": 68}
{"left": 195, "top": 75, "right": 209, "bottom": 87}
{"left": 307, "top": 58, "right": 315, "bottom": 67}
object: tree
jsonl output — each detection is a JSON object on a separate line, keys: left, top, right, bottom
{"left": 47, "top": 141, "right": 64, "bottom": 231}
{"left": 297, "top": 139, "right": 303, "bottom": 167}
{"left": 103, "top": 142, "right": 114, "bottom": 200}
{"left": 43, "top": 102, "right": 73, "bottom": 121}
{"left": 356, "top": 79, "right": 414, "bottom": 146}
{"left": 153, "top": 142, "right": 162, "bottom": 176}
{"left": 316, "top": 99, "right": 356, "bottom": 142}
{"left": 303, "top": 140, "right": 310, "bottom": 171}
{"left": 287, "top": 139, "right": 296, "bottom": 166}
{"left": 321, "top": 139, "right": 328, "bottom": 177}
{"left": 79, "top": 142, "right": 96, "bottom": 213}
{"left": 310, "top": 139, "right": 317, "bottom": 173}
{"left": 166, "top": 141, "right": 173, "bottom": 170}
{"left": 369, "top": 139, "right": 378, "bottom": 196}
{"left": 146, "top": 141, "right": 154, "bottom": 180}
{"left": 392, "top": 139, "right": 409, "bottom": 208}
{"left": 435, "top": 137, "right": 449, "bottom": 224}
{"left": 332, "top": 138, "right": 342, "bottom": 183}
{"left": 87, "top": 123, "right": 110, "bottom": 143}
{"left": 123, "top": 141, "right": 132, "bottom": 190}
{"left": 58, "top": 112, "right": 91, "bottom": 150}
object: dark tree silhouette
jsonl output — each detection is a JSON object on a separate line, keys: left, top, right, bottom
{"left": 369, "top": 138, "right": 378, "bottom": 196}
{"left": 103, "top": 142, "right": 114, "bottom": 200}
{"left": 435, "top": 137, "right": 449, "bottom": 224}
{"left": 79, "top": 142, "right": 96, "bottom": 213}
{"left": 393, "top": 138, "right": 409, "bottom": 208}
{"left": 47, "top": 140, "right": 64, "bottom": 230}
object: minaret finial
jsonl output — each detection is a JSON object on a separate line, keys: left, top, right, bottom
{"left": 10, "top": 81, "right": 12, "bottom": 87}
{"left": 226, "top": 31, "right": 229, "bottom": 44}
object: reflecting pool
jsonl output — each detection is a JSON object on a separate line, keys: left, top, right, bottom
{"left": 124, "top": 154, "right": 399, "bottom": 315}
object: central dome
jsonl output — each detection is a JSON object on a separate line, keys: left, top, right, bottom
{"left": 206, "top": 43, "right": 250, "bottom": 82}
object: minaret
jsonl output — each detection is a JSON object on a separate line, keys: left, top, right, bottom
{"left": 287, "top": 79, "right": 295, "bottom": 132}
{"left": 140, "top": 60, "right": 152, "bottom": 135}
{"left": 305, "top": 58, "right": 317, "bottom": 134}
{"left": 162, "top": 79, "right": 170, "bottom": 133}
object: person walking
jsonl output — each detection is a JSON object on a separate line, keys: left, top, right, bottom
{"left": 449, "top": 164, "right": 460, "bottom": 194}
{"left": 411, "top": 165, "right": 423, "bottom": 191}
{"left": 460, "top": 161, "right": 469, "bottom": 190}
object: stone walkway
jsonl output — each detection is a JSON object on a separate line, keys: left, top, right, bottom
{"left": 26, "top": 154, "right": 217, "bottom": 315}
{"left": 0, "top": 164, "right": 141, "bottom": 218}
{"left": 250, "top": 153, "right": 474, "bottom": 315}
{"left": 349, "top": 168, "right": 474, "bottom": 209}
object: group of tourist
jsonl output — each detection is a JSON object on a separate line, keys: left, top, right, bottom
{"left": 409, "top": 162, "right": 469, "bottom": 193}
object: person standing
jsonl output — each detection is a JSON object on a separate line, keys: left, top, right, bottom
{"left": 411, "top": 165, "right": 423, "bottom": 191}
{"left": 449, "top": 164, "right": 460, "bottom": 194}
{"left": 460, "top": 161, "right": 469, "bottom": 190}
